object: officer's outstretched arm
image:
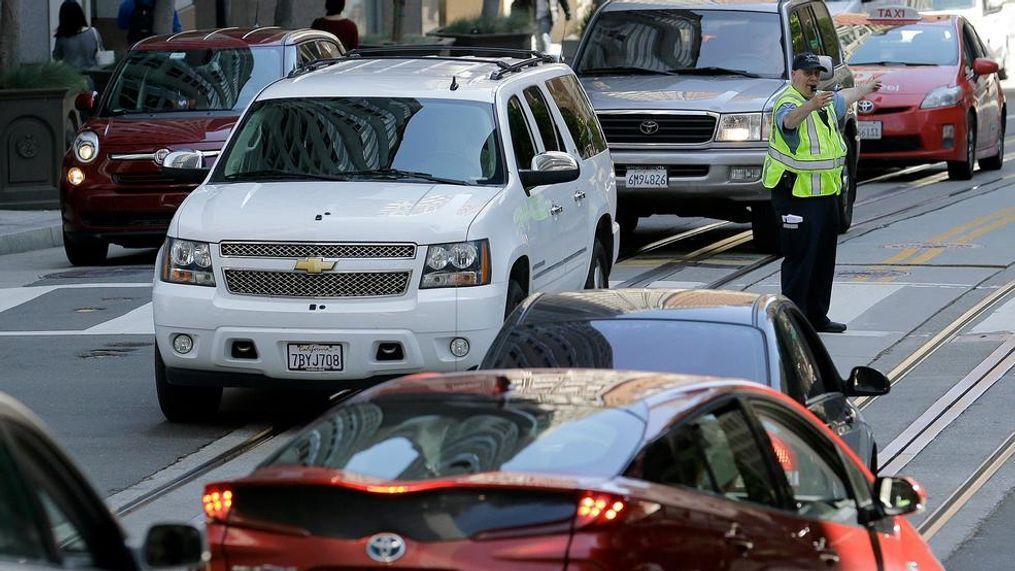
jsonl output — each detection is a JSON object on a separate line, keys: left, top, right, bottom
{"left": 839, "top": 77, "right": 883, "bottom": 106}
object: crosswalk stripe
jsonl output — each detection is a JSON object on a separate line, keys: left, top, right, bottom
{"left": 84, "top": 303, "right": 154, "bottom": 335}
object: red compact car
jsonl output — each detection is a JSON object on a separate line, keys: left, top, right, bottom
{"left": 61, "top": 28, "right": 343, "bottom": 265}
{"left": 835, "top": 8, "right": 1005, "bottom": 180}
{"left": 202, "top": 370, "right": 942, "bottom": 570}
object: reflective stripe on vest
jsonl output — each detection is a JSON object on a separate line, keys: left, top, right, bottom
{"left": 762, "top": 86, "right": 847, "bottom": 197}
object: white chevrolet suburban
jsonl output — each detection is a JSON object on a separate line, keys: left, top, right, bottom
{"left": 151, "top": 48, "right": 617, "bottom": 421}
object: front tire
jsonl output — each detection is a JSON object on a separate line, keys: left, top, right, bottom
{"left": 948, "top": 118, "right": 976, "bottom": 180}
{"left": 63, "top": 231, "right": 108, "bottom": 266}
{"left": 838, "top": 143, "right": 857, "bottom": 233}
{"left": 504, "top": 278, "right": 526, "bottom": 320}
{"left": 155, "top": 346, "right": 222, "bottom": 423}
{"left": 584, "top": 238, "right": 610, "bottom": 289}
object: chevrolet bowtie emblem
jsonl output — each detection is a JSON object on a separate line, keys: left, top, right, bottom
{"left": 293, "top": 257, "right": 336, "bottom": 274}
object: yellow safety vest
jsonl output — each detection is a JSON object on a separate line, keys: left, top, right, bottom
{"left": 762, "top": 86, "right": 847, "bottom": 197}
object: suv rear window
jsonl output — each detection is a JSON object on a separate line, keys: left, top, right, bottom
{"left": 578, "top": 10, "right": 786, "bottom": 79}
{"left": 267, "top": 396, "right": 645, "bottom": 480}
{"left": 103, "top": 48, "right": 282, "bottom": 115}
{"left": 216, "top": 97, "right": 504, "bottom": 186}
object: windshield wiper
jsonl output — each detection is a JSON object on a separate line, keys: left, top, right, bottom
{"left": 580, "top": 66, "right": 678, "bottom": 76}
{"left": 849, "top": 61, "right": 935, "bottom": 66}
{"left": 343, "top": 168, "right": 472, "bottom": 186}
{"left": 222, "top": 170, "right": 349, "bottom": 182}
{"left": 670, "top": 67, "right": 762, "bottom": 78}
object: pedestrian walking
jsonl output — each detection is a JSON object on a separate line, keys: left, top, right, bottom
{"left": 762, "top": 52, "right": 881, "bottom": 333}
{"left": 535, "top": 0, "right": 571, "bottom": 53}
{"left": 311, "top": 0, "right": 359, "bottom": 51}
{"left": 53, "top": 1, "right": 101, "bottom": 71}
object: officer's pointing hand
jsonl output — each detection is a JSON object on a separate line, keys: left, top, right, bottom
{"left": 863, "top": 77, "right": 883, "bottom": 94}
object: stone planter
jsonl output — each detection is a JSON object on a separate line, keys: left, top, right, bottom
{"left": 0, "top": 88, "right": 72, "bottom": 209}
{"left": 429, "top": 31, "right": 533, "bottom": 51}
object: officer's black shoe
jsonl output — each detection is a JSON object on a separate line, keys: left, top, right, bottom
{"left": 817, "top": 321, "right": 847, "bottom": 333}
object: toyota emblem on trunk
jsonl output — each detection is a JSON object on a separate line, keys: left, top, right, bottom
{"left": 858, "top": 100, "right": 875, "bottom": 114}
{"left": 366, "top": 532, "right": 406, "bottom": 563}
{"left": 639, "top": 120, "right": 660, "bottom": 135}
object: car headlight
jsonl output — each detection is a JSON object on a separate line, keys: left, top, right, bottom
{"left": 161, "top": 238, "right": 216, "bottom": 286}
{"left": 73, "top": 131, "right": 99, "bottom": 164}
{"left": 716, "top": 113, "right": 764, "bottom": 142}
{"left": 420, "top": 239, "right": 491, "bottom": 288}
{"left": 921, "top": 85, "right": 963, "bottom": 109}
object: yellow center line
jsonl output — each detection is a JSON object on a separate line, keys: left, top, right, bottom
{"left": 906, "top": 214, "right": 1014, "bottom": 266}
{"left": 878, "top": 207, "right": 1015, "bottom": 265}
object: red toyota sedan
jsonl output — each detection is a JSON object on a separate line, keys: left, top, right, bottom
{"left": 61, "top": 28, "right": 343, "bottom": 265}
{"left": 202, "top": 370, "right": 942, "bottom": 570}
{"left": 835, "top": 8, "right": 1005, "bottom": 180}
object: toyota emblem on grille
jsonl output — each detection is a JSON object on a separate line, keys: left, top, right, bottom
{"left": 366, "top": 532, "right": 406, "bottom": 563}
{"left": 153, "top": 148, "right": 171, "bottom": 165}
{"left": 858, "top": 100, "right": 875, "bottom": 114}
{"left": 639, "top": 120, "right": 660, "bottom": 135}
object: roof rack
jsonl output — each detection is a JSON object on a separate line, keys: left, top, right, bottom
{"left": 343, "top": 46, "right": 559, "bottom": 80}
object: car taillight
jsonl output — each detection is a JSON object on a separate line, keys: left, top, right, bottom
{"left": 574, "top": 492, "right": 660, "bottom": 528}
{"left": 203, "top": 485, "right": 234, "bottom": 522}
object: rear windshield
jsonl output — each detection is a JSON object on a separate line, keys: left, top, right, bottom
{"left": 103, "top": 48, "right": 282, "bottom": 115}
{"left": 214, "top": 97, "right": 504, "bottom": 186}
{"left": 843, "top": 23, "right": 959, "bottom": 66}
{"left": 578, "top": 10, "right": 786, "bottom": 78}
{"left": 484, "top": 319, "right": 768, "bottom": 383}
{"left": 267, "top": 396, "right": 645, "bottom": 480}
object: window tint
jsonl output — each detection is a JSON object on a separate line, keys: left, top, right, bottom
{"left": 218, "top": 98, "right": 503, "bottom": 185}
{"left": 297, "top": 42, "right": 319, "bottom": 65}
{"left": 811, "top": 3, "right": 842, "bottom": 64}
{"left": 316, "top": 40, "right": 342, "bottom": 59}
{"left": 0, "top": 436, "right": 48, "bottom": 563}
{"left": 545, "top": 75, "right": 608, "bottom": 159}
{"left": 796, "top": 7, "right": 824, "bottom": 56}
{"left": 103, "top": 48, "right": 284, "bottom": 114}
{"left": 775, "top": 309, "right": 824, "bottom": 402}
{"left": 635, "top": 404, "right": 779, "bottom": 508}
{"left": 523, "top": 86, "right": 562, "bottom": 152}
{"left": 507, "top": 96, "right": 537, "bottom": 169}
{"left": 962, "top": 24, "right": 981, "bottom": 65}
{"left": 756, "top": 411, "right": 860, "bottom": 525}
{"left": 789, "top": 11, "right": 807, "bottom": 54}
{"left": 483, "top": 319, "right": 769, "bottom": 383}
{"left": 270, "top": 396, "right": 646, "bottom": 479}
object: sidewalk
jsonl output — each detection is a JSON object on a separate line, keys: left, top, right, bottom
{"left": 0, "top": 210, "right": 63, "bottom": 256}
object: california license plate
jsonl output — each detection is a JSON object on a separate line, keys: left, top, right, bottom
{"left": 625, "top": 167, "right": 668, "bottom": 188}
{"left": 287, "top": 343, "right": 344, "bottom": 371}
{"left": 858, "top": 121, "right": 882, "bottom": 140}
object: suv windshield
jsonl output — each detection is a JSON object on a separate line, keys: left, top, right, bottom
{"left": 215, "top": 97, "right": 503, "bottom": 186}
{"left": 267, "top": 396, "right": 645, "bottom": 480}
{"left": 843, "top": 23, "right": 958, "bottom": 66}
{"left": 103, "top": 48, "right": 282, "bottom": 115}
{"left": 577, "top": 10, "right": 786, "bottom": 79}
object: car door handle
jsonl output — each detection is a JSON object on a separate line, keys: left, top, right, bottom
{"left": 724, "top": 524, "right": 754, "bottom": 556}
{"left": 573, "top": 190, "right": 586, "bottom": 202}
{"left": 817, "top": 550, "right": 840, "bottom": 567}
{"left": 549, "top": 204, "right": 564, "bottom": 216}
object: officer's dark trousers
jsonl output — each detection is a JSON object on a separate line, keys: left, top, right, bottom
{"left": 771, "top": 177, "right": 840, "bottom": 328}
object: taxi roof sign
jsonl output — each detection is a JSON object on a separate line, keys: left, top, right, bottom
{"left": 867, "top": 6, "right": 922, "bottom": 23}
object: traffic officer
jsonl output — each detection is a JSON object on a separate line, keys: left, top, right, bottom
{"left": 763, "top": 53, "right": 881, "bottom": 333}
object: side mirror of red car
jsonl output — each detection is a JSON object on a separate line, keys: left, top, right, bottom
{"left": 844, "top": 366, "right": 890, "bottom": 397}
{"left": 875, "top": 476, "right": 926, "bottom": 516}
{"left": 75, "top": 91, "right": 98, "bottom": 112}
{"left": 973, "top": 58, "right": 999, "bottom": 76}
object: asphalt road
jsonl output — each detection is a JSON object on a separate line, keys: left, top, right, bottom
{"left": 0, "top": 106, "right": 1012, "bottom": 566}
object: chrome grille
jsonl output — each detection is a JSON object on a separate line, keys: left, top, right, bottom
{"left": 220, "top": 242, "right": 416, "bottom": 259}
{"left": 597, "top": 113, "right": 716, "bottom": 145}
{"left": 224, "top": 270, "right": 411, "bottom": 298}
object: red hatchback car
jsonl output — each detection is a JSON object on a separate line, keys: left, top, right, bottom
{"left": 61, "top": 28, "right": 343, "bottom": 265}
{"left": 202, "top": 370, "right": 942, "bottom": 570}
{"left": 835, "top": 8, "right": 1005, "bottom": 180}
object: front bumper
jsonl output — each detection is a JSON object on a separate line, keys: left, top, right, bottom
{"left": 857, "top": 105, "right": 967, "bottom": 163}
{"left": 152, "top": 279, "right": 506, "bottom": 388}
{"left": 612, "top": 147, "right": 770, "bottom": 205}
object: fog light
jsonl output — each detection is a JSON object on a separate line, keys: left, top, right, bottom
{"left": 730, "top": 166, "right": 762, "bottom": 182}
{"left": 172, "top": 334, "right": 194, "bottom": 355}
{"left": 450, "top": 337, "right": 470, "bottom": 358}
{"left": 942, "top": 124, "right": 955, "bottom": 148}
{"left": 67, "top": 167, "right": 84, "bottom": 186}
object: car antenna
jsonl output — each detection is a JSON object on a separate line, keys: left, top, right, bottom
{"left": 450, "top": 75, "right": 459, "bottom": 91}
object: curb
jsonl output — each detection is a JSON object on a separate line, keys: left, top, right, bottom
{"left": 0, "top": 224, "right": 63, "bottom": 256}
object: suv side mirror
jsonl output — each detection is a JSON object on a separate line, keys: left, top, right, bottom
{"left": 161, "top": 151, "right": 209, "bottom": 184}
{"left": 142, "top": 524, "right": 205, "bottom": 568}
{"left": 75, "top": 91, "right": 98, "bottom": 112}
{"left": 519, "top": 151, "right": 580, "bottom": 193}
{"left": 844, "top": 366, "right": 890, "bottom": 397}
{"left": 973, "top": 57, "right": 999, "bottom": 76}
{"left": 874, "top": 476, "right": 926, "bottom": 516}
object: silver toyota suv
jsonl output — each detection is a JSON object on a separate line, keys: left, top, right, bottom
{"left": 572, "top": 0, "right": 859, "bottom": 251}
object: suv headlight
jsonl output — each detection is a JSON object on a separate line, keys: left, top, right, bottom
{"left": 73, "top": 131, "right": 99, "bottom": 163}
{"left": 716, "top": 113, "right": 764, "bottom": 142}
{"left": 921, "top": 86, "right": 963, "bottom": 109}
{"left": 161, "top": 238, "right": 215, "bottom": 286}
{"left": 420, "top": 239, "right": 491, "bottom": 289}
